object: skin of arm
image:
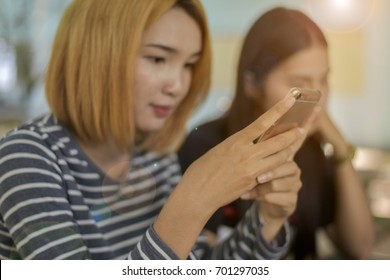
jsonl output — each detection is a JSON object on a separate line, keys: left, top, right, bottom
{"left": 318, "top": 112, "right": 374, "bottom": 259}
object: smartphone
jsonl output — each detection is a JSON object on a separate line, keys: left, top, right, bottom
{"left": 253, "top": 87, "right": 321, "bottom": 144}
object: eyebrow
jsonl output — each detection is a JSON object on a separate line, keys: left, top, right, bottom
{"left": 145, "top": 44, "right": 201, "bottom": 57}
{"left": 145, "top": 44, "right": 176, "bottom": 53}
{"left": 289, "top": 69, "right": 330, "bottom": 80}
{"left": 289, "top": 76, "right": 311, "bottom": 81}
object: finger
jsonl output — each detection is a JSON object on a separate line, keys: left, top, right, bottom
{"left": 254, "top": 127, "right": 304, "bottom": 160}
{"left": 287, "top": 132, "right": 307, "bottom": 159}
{"left": 249, "top": 137, "right": 301, "bottom": 178}
{"left": 259, "top": 176, "right": 301, "bottom": 196}
{"left": 241, "top": 174, "right": 301, "bottom": 200}
{"left": 256, "top": 161, "right": 300, "bottom": 184}
{"left": 240, "top": 186, "right": 260, "bottom": 200}
{"left": 238, "top": 95, "right": 296, "bottom": 144}
{"left": 263, "top": 192, "right": 298, "bottom": 208}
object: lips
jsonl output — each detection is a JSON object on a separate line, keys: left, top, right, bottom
{"left": 151, "top": 104, "right": 173, "bottom": 118}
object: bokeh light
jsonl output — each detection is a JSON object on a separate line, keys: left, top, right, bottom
{"left": 308, "top": 0, "right": 376, "bottom": 32}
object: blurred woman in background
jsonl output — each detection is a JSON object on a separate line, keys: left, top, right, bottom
{"left": 179, "top": 7, "right": 374, "bottom": 259}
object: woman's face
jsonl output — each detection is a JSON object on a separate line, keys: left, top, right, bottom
{"left": 133, "top": 7, "right": 202, "bottom": 132}
{"left": 260, "top": 44, "right": 329, "bottom": 132}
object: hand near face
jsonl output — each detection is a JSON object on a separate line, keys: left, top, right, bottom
{"left": 315, "top": 110, "right": 349, "bottom": 158}
{"left": 316, "top": 111, "right": 342, "bottom": 142}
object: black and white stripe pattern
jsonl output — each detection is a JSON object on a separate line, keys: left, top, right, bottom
{"left": 0, "top": 114, "right": 290, "bottom": 259}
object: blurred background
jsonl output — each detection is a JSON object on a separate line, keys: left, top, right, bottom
{"left": 0, "top": 0, "right": 389, "bottom": 259}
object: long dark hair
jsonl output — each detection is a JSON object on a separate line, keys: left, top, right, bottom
{"left": 226, "top": 7, "right": 327, "bottom": 134}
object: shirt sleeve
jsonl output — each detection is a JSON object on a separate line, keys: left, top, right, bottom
{"left": 127, "top": 225, "right": 182, "bottom": 260}
{"left": 193, "top": 203, "right": 291, "bottom": 260}
{"left": 0, "top": 131, "right": 90, "bottom": 259}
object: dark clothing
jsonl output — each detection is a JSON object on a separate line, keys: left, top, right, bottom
{"left": 178, "top": 116, "right": 336, "bottom": 259}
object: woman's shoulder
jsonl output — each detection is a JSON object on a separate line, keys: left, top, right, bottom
{"left": 0, "top": 114, "right": 68, "bottom": 157}
{"left": 1, "top": 114, "right": 60, "bottom": 138}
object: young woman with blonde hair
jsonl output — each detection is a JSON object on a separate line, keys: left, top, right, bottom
{"left": 0, "top": 0, "right": 307, "bottom": 259}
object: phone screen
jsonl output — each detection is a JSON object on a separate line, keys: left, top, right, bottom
{"left": 253, "top": 87, "right": 321, "bottom": 143}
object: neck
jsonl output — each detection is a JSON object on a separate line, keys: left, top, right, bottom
{"left": 78, "top": 139, "right": 131, "bottom": 181}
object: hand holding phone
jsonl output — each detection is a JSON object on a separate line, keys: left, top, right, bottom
{"left": 253, "top": 87, "right": 321, "bottom": 143}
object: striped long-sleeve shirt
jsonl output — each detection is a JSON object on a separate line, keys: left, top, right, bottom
{"left": 0, "top": 114, "right": 290, "bottom": 259}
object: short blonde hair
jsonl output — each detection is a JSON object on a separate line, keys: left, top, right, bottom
{"left": 45, "top": 0, "right": 211, "bottom": 154}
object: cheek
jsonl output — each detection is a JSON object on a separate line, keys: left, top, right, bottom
{"left": 263, "top": 72, "right": 293, "bottom": 108}
{"left": 133, "top": 67, "right": 157, "bottom": 106}
{"left": 132, "top": 77, "right": 153, "bottom": 120}
{"left": 132, "top": 58, "right": 159, "bottom": 101}
{"left": 263, "top": 84, "right": 291, "bottom": 109}
{"left": 262, "top": 95, "right": 277, "bottom": 109}
{"left": 133, "top": 81, "right": 145, "bottom": 109}
{"left": 172, "top": 72, "right": 192, "bottom": 107}
{"left": 181, "top": 71, "right": 193, "bottom": 97}
{"left": 318, "top": 89, "right": 329, "bottom": 109}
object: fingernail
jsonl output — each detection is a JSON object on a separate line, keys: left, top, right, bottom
{"left": 257, "top": 172, "right": 272, "bottom": 184}
{"left": 240, "top": 193, "right": 252, "bottom": 200}
{"left": 284, "top": 96, "right": 295, "bottom": 107}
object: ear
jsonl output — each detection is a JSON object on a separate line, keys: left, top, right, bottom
{"left": 243, "top": 70, "right": 261, "bottom": 100}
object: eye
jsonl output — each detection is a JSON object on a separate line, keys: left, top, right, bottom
{"left": 146, "top": 56, "right": 165, "bottom": 64}
{"left": 290, "top": 80, "right": 306, "bottom": 88}
{"left": 184, "top": 56, "right": 200, "bottom": 70}
{"left": 184, "top": 62, "right": 195, "bottom": 70}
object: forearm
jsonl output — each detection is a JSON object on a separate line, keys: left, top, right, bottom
{"left": 318, "top": 114, "right": 374, "bottom": 258}
{"left": 153, "top": 184, "right": 213, "bottom": 259}
{"left": 331, "top": 161, "right": 374, "bottom": 258}
{"left": 261, "top": 215, "right": 287, "bottom": 243}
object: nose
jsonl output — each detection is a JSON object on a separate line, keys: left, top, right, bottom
{"left": 315, "top": 85, "right": 329, "bottom": 109}
{"left": 163, "top": 69, "right": 188, "bottom": 97}
{"left": 311, "top": 80, "right": 329, "bottom": 102}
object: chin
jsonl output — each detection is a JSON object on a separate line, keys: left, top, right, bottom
{"left": 307, "top": 122, "right": 319, "bottom": 136}
{"left": 137, "top": 122, "right": 166, "bottom": 133}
